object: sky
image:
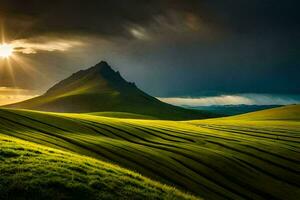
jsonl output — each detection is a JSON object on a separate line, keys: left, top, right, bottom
{"left": 0, "top": 0, "right": 299, "bottom": 106}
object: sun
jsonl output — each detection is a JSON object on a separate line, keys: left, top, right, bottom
{"left": 0, "top": 43, "right": 13, "bottom": 58}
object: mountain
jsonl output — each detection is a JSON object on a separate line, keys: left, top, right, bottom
{"left": 5, "top": 61, "right": 214, "bottom": 120}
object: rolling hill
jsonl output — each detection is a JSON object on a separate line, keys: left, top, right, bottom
{"left": 0, "top": 105, "right": 299, "bottom": 199}
{"left": 5, "top": 61, "right": 214, "bottom": 120}
{"left": 227, "top": 104, "right": 300, "bottom": 121}
{"left": 0, "top": 134, "right": 199, "bottom": 200}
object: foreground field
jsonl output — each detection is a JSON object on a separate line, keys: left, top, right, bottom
{"left": 0, "top": 105, "right": 299, "bottom": 199}
{"left": 0, "top": 134, "right": 198, "bottom": 200}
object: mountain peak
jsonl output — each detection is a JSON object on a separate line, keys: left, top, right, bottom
{"left": 88, "top": 61, "right": 115, "bottom": 74}
{"left": 97, "top": 60, "right": 109, "bottom": 66}
{"left": 88, "top": 61, "right": 130, "bottom": 86}
{"left": 44, "top": 61, "right": 133, "bottom": 96}
{"left": 88, "top": 61, "right": 124, "bottom": 79}
{"left": 5, "top": 61, "right": 214, "bottom": 119}
{"left": 93, "top": 60, "right": 111, "bottom": 70}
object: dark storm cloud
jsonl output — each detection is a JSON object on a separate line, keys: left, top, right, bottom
{"left": 0, "top": 0, "right": 170, "bottom": 39}
{"left": 1, "top": 0, "right": 299, "bottom": 39}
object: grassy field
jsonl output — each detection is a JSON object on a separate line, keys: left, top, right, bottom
{"left": 0, "top": 134, "right": 198, "bottom": 200}
{"left": 0, "top": 105, "right": 299, "bottom": 199}
{"left": 88, "top": 112, "right": 157, "bottom": 119}
{"left": 226, "top": 104, "right": 300, "bottom": 121}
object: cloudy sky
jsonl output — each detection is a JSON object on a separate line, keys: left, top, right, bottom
{"left": 0, "top": 0, "right": 299, "bottom": 105}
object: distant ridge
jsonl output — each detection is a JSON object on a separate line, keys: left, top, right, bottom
{"left": 5, "top": 61, "right": 215, "bottom": 120}
{"left": 185, "top": 104, "right": 281, "bottom": 116}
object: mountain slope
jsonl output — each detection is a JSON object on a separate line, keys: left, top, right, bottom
{"left": 5, "top": 61, "right": 214, "bottom": 120}
{"left": 1, "top": 108, "right": 299, "bottom": 200}
{"left": 0, "top": 134, "right": 199, "bottom": 200}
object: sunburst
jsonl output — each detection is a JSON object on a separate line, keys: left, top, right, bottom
{"left": 0, "top": 43, "right": 13, "bottom": 58}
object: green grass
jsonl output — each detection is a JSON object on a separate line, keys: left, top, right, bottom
{"left": 88, "top": 112, "right": 157, "bottom": 119}
{"left": 0, "top": 134, "right": 199, "bottom": 200}
{"left": 227, "top": 104, "right": 300, "bottom": 121}
{"left": 0, "top": 105, "right": 299, "bottom": 199}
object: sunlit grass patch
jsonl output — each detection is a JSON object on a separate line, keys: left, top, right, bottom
{"left": 0, "top": 135, "right": 200, "bottom": 200}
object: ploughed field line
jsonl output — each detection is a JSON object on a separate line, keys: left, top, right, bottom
{"left": 197, "top": 124, "right": 300, "bottom": 143}
{"left": 0, "top": 109, "right": 299, "bottom": 200}
{"left": 0, "top": 135, "right": 201, "bottom": 200}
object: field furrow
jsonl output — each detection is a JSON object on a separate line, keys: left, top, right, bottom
{"left": 0, "top": 108, "right": 299, "bottom": 199}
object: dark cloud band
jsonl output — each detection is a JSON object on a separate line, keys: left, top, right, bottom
{"left": 1, "top": 0, "right": 299, "bottom": 40}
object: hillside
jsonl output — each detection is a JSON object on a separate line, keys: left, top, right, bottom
{"left": 0, "top": 134, "right": 198, "bottom": 200}
{"left": 88, "top": 112, "right": 157, "bottom": 119}
{"left": 227, "top": 104, "right": 300, "bottom": 121}
{"left": 5, "top": 61, "right": 214, "bottom": 120}
{"left": 0, "top": 107, "right": 299, "bottom": 200}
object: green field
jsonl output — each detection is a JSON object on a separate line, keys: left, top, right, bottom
{"left": 0, "top": 105, "right": 299, "bottom": 199}
{"left": 0, "top": 134, "right": 198, "bottom": 200}
{"left": 88, "top": 112, "right": 157, "bottom": 119}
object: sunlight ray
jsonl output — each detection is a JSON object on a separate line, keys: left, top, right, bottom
{"left": 5, "top": 58, "right": 17, "bottom": 89}
{"left": 0, "top": 23, "right": 5, "bottom": 44}
{"left": 10, "top": 54, "right": 48, "bottom": 81}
